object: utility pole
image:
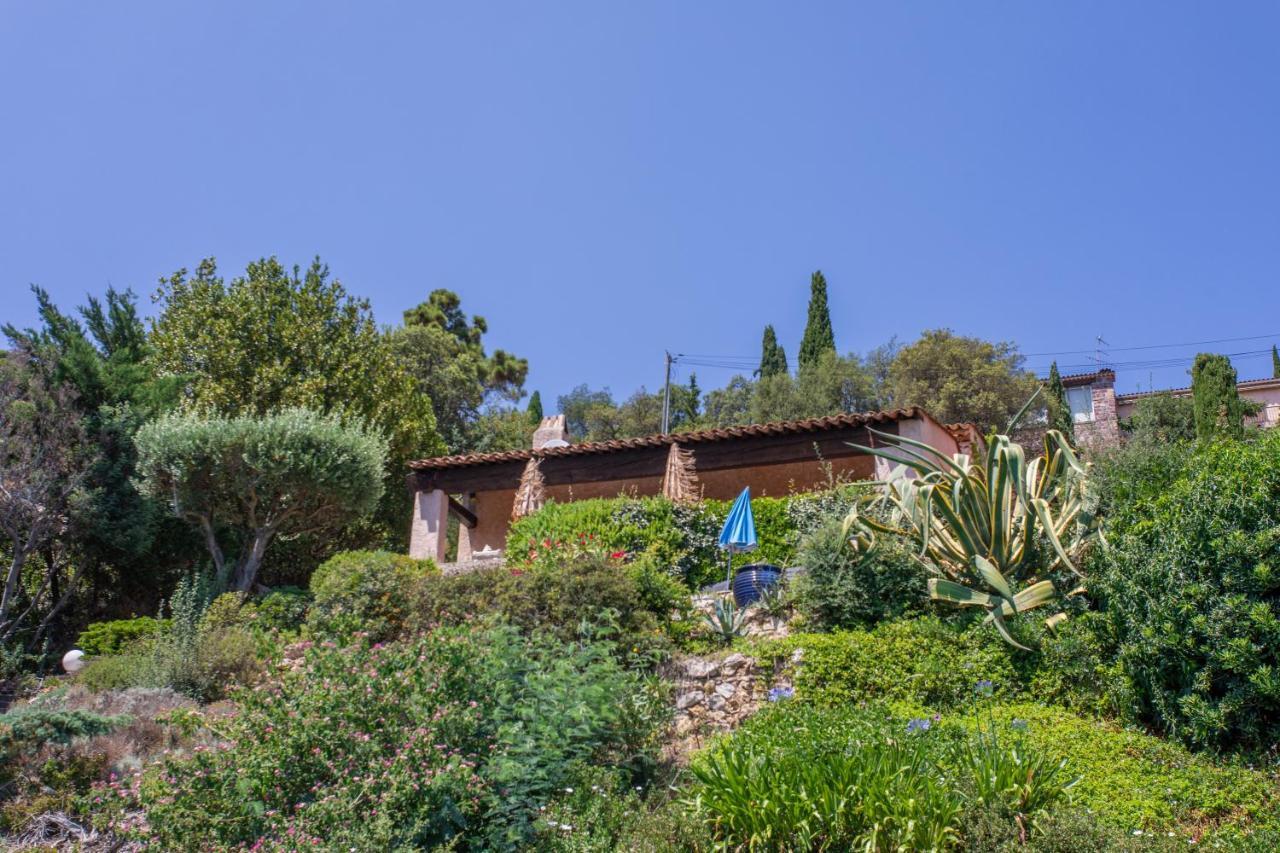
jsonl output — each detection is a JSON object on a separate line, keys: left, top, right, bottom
{"left": 661, "top": 351, "right": 673, "bottom": 433}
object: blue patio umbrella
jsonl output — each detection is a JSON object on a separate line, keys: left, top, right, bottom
{"left": 718, "top": 487, "right": 758, "bottom": 584}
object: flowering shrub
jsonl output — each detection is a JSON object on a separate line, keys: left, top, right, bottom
{"left": 140, "top": 624, "right": 662, "bottom": 851}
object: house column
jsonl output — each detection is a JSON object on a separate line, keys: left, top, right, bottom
{"left": 409, "top": 488, "right": 449, "bottom": 562}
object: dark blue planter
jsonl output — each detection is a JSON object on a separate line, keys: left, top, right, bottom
{"left": 732, "top": 564, "right": 782, "bottom": 608}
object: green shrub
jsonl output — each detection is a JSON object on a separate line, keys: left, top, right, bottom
{"left": 410, "top": 554, "right": 682, "bottom": 664}
{"left": 78, "top": 590, "right": 266, "bottom": 702}
{"left": 307, "top": 549, "right": 439, "bottom": 643}
{"left": 75, "top": 617, "right": 170, "bottom": 656}
{"left": 507, "top": 492, "right": 846, "bottom": 590}
{"left": 254, "top": 585, "right": 311, "bottom": 635}
{"left": 792, "top": 515, "right": 926, "bottom": 630}
{"left": 1093, "top": 430, "right": 1280, "bottom": 752}
{"left": 77, "top": 653, "right": 158, "bottom": 693}
{"left": 140, "top": 624, "right": 663, "bottom": 851}
{"left": 759, "top": 617, "right": 1023, "bottom": 709}
{"left": 0, "top": 708, "right": 128, "bottom": 790}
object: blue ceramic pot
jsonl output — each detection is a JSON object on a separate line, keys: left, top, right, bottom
{"left": 732, "top": 564, "right": 782, "bottom": 608}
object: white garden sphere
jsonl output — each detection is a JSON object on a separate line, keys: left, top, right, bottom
{"left": 61, "top": 649, "right": 86, "bottom": 674}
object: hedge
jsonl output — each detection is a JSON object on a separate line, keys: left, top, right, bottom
{"left": 505, "top": 490, "right": 857, "bottom": 589}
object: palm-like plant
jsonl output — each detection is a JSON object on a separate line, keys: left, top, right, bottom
{"left": 844, "top": 426, "right": 1099, "bottom": 649}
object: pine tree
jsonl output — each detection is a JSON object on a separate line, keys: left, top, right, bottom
{"left": 1046, "top": 362, "right": 1075, "bottom": 442}
{"left": 798, "top": 270, "right": 835, "bottom": 372}
{"left": 1192, "top": 353, "right": 1244, "bottom": 442}
{"left": 1272, "top": 345, "right": 1279, "bottom": 379}
{"left": 756, "top": 325, "right": 789, "bottom": 378}
{"left": 526, "top": 390, "right": 543, "bottom": 424}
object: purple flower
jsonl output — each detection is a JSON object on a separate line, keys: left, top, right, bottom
{"left": 975, "top": 680, "right": 995, "bottom": 697}
{"left": 906, "top": 717, "right": 932, "bottom": 733}
{"left": 768, "top": 686, "right": 794, "bottom": 703}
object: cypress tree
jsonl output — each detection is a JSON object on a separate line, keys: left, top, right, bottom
{"left": 756, "top": 325, "right": 789, "bottom": 378}
{"left": 798, "top": 270, "right": 836, "bottom": 372}
{"left": 526, "top": 390, "right": 543, "bottom": 424}
{"left": 1272, "top": 344, "right": 1279, "bottom": 379}
{"left": 1191, "top": 353, "right": 1244, "bottom": 442}
{"left": 1046, "top": 362, "right": 1075, "bottom": 442}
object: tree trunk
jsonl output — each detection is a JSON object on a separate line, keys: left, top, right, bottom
{"left": 232, "top": 527, "right": 277, "bottom": 593}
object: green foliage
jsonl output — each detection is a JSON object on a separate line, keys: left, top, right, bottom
{"left": 792, "top": 515, "right": 926, "bottom": 630}
{"left": 1093, "top": 429, "right": 1280, "bottom": 752}
{"left": 690, "top": 704, "right": 961, "bottom": 851}
{"left": 1045, "top": 362, "right": 1075, "bottom": 442}
{"left": 527, "top": 389, "right": 544, "bottom": 423}
{"left": 758, "top": 618, "right": 1022, "bottom": 709}
{"left": 701, "top": 597, "right": 752, "bottom": 644}
{"left": 756, "top": 324, "right": 788, "bottom": 379}
{"left": 140, "top": 624, "right": 662, "bottom": 851}
{"left": 533, "top": 767, "right": 711, "bottom": 852}
{"left": 135, "top": 408, "right": 388, "bottom": 591}
{"left": 750, "top": 350, "right": 876, "bottom": 424}
{"left": 254, "top": 586, "right": 311, "bottom": 635}
{"left": 410, "top": 555, "right": 681, "bottom": 664}
{"left": 1120, "top": 391, "right": 1196, "bottom": 445}
{"left": 1273, "top": 344, "right": 1280, "bottom": 379}
{"left": 307, "top": 550, "right": 438, "bottom": 643}
{"left": 887, "top": 328, "right": 1040, "bottom": 432}
{"left": 797, "top": 270, "right": 836, "bottom": 372}
{"left": 149, "top": 256, "right": 442, "bottom": 465}
{"left": 5, "top": 286, "right": 187, "bottom": 622}
{"left": 1191, "top": 352, "right": 1244, "bottom": 441}
{"left": 994, "top": 703, "right": 1280, "bottom": 838}
{"left": 507, "top": 494, "right": 809, "bottom": 590}
{"left": 75, "top": 617, "right": 169, "bottom": 656}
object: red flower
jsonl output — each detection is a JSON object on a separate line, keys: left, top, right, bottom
{"left": 609, "top": 551, "right": 626, "bottom": 560}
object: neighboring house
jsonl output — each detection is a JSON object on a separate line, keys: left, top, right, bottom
{"left": 1116, "top": 376, "right": 1280, "bottom": 430}
{"left": 1039, "top": 368, "right": 1280, "bottom": 448}
{"left": 405, "top": 408, "right": 981, "bottom": 563}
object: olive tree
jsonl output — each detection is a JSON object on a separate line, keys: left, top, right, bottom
{"left": 135, "top": 408, "right": 387, "bottom": 592}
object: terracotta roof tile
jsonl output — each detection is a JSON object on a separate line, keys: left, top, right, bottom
{"left": 1116, "top": 375, "right": 1280, "bottom": 402}
{"left": 409, "top": 407, "right": 945, "bottom": 471}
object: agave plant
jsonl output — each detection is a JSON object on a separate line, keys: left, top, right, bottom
{"left": 702, "top": 596, "right": 752, "bottom": 644}
{"left": 844, "top": 425, "right": 1099, "bottom": 649}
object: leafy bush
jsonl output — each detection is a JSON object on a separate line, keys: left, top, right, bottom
{"left": 140, "top": 624, "right": 663, "bottom": 851}
{"left": 507, "top": 492, "right": 849, "bottom": 590}
{"left": 78, "top": 586, "right": 266, "bottom": 702}
{"left": 1093, "top": 430, "right": 1280, "bottom": 752}
{"left": 758, "top": 617, "right": 1023, "bottom": 709}
{"left": 792, "top": 515, "right": 926, "bottom": 630}
{"left": 75, "top": 617, "right": 170, "bottom": 656}
{"left": 307, "top": 549, "right": 438, "bottom": 643}
{"left": 254, "top": 586, "right": 311, "bottom": 635}
{"left": 410, "top": 554, "right": 682, "bottom": 664}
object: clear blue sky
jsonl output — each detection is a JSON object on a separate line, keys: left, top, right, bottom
{"left": 4, "top": 2, "right": 1280, "bottom": 406}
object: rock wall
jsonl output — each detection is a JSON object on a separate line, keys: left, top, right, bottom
{"left": 665, "top": 649, "right": 796, "bottom": 759}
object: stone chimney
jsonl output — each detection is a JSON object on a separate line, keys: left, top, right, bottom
{"left": 532, "top": 415, "right": 570, "bottom": 450}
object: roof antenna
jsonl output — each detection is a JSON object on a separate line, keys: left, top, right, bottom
{"left": 1093, "top": 335, "right": 1110, "bottom": 370}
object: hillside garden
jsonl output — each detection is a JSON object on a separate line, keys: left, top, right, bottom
{"left": 3, "top": 269, "right": 1280, "bottom": 850}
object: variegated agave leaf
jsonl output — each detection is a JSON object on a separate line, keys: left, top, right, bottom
{"left": 849, "top": 425, "right": 1100, "bottom": 648}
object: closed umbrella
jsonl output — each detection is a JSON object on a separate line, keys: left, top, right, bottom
{"left": 718, "top": 487, "right": 758, "bottom": 585}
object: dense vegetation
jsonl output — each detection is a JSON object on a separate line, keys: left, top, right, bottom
{"left": 5, "top": 269, "right": 1280, "bottom": 850}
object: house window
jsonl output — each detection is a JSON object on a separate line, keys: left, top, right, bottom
{"left": 1066, "top": 386, "right": 1094, "bottom": 422}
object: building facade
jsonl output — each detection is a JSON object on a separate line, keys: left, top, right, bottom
{"left": 405, "top": 408, "right": 980, "bottom": 564}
